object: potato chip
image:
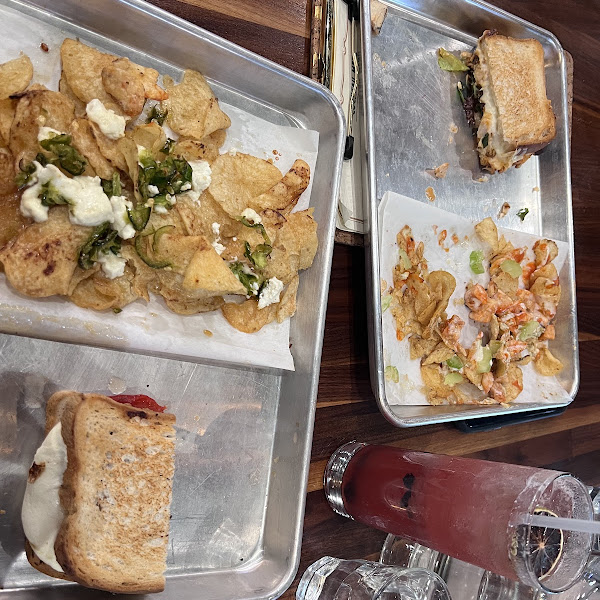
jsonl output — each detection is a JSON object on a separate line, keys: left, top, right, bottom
{"left": 0, "top": 147, "right": 16, "bottom": 194}
{"left": 163, "top": 70, "right": 231, "bottom": 139}
{"left": 0, "top": 207, "right": 90, "bottom": 297}
{"left": 113, "top": 133, "right": 138, "bottom": 185}
{"left": 277, "top": 274, "right": 299, "bottom": 323}
{"left": 0, "top": 55, "right": 33, "bottom": 100}
{"left": 534, "top": 347, "right": 563, "bottom": 376}
{"left": 474, "top": 217, "right": 498, "bottom": 253}
{"left": 422, "top": 341, "right": 455, "bottom": 365}
{"left": 181, "top": 244, "right": 246, "bottom": 295}
{"left": 69, "top": 118, "right": 114, "bottom": 180}
{"left": 0, "top": 98, "right": 15, "bottom": 146}
{"left": 250, "top": 159, "right": 310, "bottom": 215}
{"left": 120, "top": 244, "right": 156, "bottom": 301}
{"left": 533, "top": 239, "right": 558, "bottom": 267}
{"left": 498, "top": 364, "right": 524, "bottom": 402}
{"left": 70, "top": 275, "right": 115, "bottom": 310}
{"left": 164, "top": 295, "right": 224, "bottom": 315}
{"left": 93, "top": 268, "right": 139, "bottom": 308}
{"left": 409, "top": 335, "right": 438, "bottom": 360}
{"left": 420, "top": 364, "right": 454, "bottom": 404}
{"left": 132, "top": 122, "right": 166, "bottom": 159}
{"left": 274, "top": 208, "right": 318, "bottom": 270}
{"left": 9, "top": 89, "right": 75, "bottom": 167}
{"left": 0, "top": 191, "right": 29, "bottom": 248}
{"left": 59, "top": 75, "right": 87, "bottom": 118}
{"left": 172, "top": 130, "right": 226, "bottom": 164}
{"left": 530, "top": 277, "right": 561, "bottom": 305}
{"left": 491, "top": 271, "right": 518, "bottom": 296}
{"left": 209, "top": 152, "right": 282, "bottom": 217}
{"left": 175, "top": 193, "right": 237, "bottom": 239}
{"left": 529, "top": 262, "right": 558, "bottom": 287}
{"left": 106, "top": 58, "right": 167, "bottom": 102}
{"left": 60, "top": 39, "right": 122, "bottom": 113}
{"left": 221, "top": 298, "right": 277, "bottom": 333}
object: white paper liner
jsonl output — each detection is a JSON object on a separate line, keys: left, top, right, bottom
{"left": 0, "top": 25, "right": 320, "bottom": 371}
{"left": 379, "top": 192, "right": 570, "bottom": 406}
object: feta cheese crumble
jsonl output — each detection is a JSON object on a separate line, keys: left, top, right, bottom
{"left": 86, "top": 99, "right": 126, "bottom": 140}
{"left": 185, "top": 160, "right": 211, "bottom": 203}
{"left": 211, "top": 222, "right": 221, "bottom": 236}
{"left": 212, "top": 241, "right": 225, "bottom": 255}
{"left": 97, "top": 252, "right": 127, "bottom": 279}
{"left": 147, "top": 185, "right": 160, "bottom": 197}
{"left": 241, "top": 208, "right": 261, "bottom": 224}
{"left": 258, "top": 277, "right": 284, "bottom": 309}
{"left": 37, "top": 127, "right": 63, "bottom": 142}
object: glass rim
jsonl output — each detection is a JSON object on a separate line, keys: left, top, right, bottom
{"left": 511, "top": 472, "right": 594, "bottom": 593}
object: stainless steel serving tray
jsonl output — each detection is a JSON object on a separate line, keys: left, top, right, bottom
{"left": 360, "top": 0, "right": 577, "bottom": 426}
{"left": 0, "top": 0, "right": 345, "bottom": 597}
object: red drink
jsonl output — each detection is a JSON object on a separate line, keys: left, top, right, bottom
{"left": 325, "top": 443, "right": 593, "bottom": 592}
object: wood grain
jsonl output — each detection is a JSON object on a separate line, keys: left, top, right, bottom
{"left": 146, "top": 1, "right": 599, "bottom": 598}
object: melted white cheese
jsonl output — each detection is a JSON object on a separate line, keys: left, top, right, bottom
{"left": 86, "top": 99, "right": 126, "bottom": 140}
{"left": 21, "top": 423, "right": 68, "bottom": 573}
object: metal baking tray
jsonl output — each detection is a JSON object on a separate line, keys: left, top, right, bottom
{"left": 360, "top": 0, "right": 577, "bottom": 427}
{"left": 0, "top": 0, "right": 345, "bottom": 597}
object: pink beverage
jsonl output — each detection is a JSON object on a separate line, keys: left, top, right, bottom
{"left": 324, "top": 443, "right": 593, "bottom": 593}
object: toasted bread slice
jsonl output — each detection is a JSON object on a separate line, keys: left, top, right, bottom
{"left": 25, "top": 391, "right": 176, "bottom": 594}
{"left": 473, "top": 31, "right": 556, "bottom": 173}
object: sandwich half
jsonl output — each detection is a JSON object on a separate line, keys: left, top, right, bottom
{"left": 22, "top": 391, "right": 176, "bottom": 594}
{"left": 472, "top": 31, "right": 556, "bottom": 173}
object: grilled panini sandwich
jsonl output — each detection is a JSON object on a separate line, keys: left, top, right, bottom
{"left": 472, "top": 31, "right": 556, "bottom": 173}
{"left": 21, "top": 391, "right": 176, "bottom": 594}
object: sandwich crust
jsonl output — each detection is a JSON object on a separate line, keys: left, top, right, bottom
{"left": 25, "top": 391, "right": 176, "bottom": 594}
{"left": 474, "top": 31, "right": 556, "bottom": 172}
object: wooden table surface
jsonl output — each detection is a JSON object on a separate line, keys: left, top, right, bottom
{"left": 149, "top": 0, "right": 600, "bottom": 596}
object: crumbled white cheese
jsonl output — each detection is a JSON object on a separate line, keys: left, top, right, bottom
{"left": 212, "top": 222, "right": 221, "bottom": 236}
{"left": 86, "top": 99, "right": 126, "bottom": 140}
{"left": 98, "top": 252, "right": 127, "bottom": 279}
{"left": 166, "top": 194, "right": 176, "bottom": 206}
{"left": 109, "top": 196, "right": 135, "bottom": 240}
{"left": 189, "top": 160, "right": 211, "bottom": 195}
{"left": 180, "top": 182, "right": 192, "bottom": 191}
{"left": 37, "top": 127, "right": 63, "bottom": 142}
{"left": 241, "top": 208, "right": 262, "bottom": 224}
{"left": 154, "top": 205, "right": 168, "bottom": 214}
{"left": 147, "top": 184, "right": 159, "bottom": 197}
{"left": 258, "top": 277, "right": 284, "bottom": 309}
{"left": 212, "top": 241, "right": 225, "bottom": 255}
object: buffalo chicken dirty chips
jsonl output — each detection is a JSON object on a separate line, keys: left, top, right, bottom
{"left": 385, "top": 218, "right": 562, "bottom": 405}
{"left": 0, "top": 40, "right": 318, "bottom": 333}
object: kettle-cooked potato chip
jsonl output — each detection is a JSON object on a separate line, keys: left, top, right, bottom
{"left": 172, "top": 130, "right": 226, "bottom": 164}
{"left": 69, "top": 118, "right": 115, "bottom": 180}
{"left": 59, "top": 74, "right": 87, "bottom": 118}
{"left": 209, "top": 152, "right": 282, "bottom": 217}
{"left": 0, "top": 207, "right": 90, "bottom": 297}
{"left": 162, "top": 70, "right": 231, "bottom": 140}
{"left": 221, "top": 298, "right": 278, "bottom": 333}
{"left": 0, "top": 98, "right": 15, "bottom": 146}
{"left": 249, "top": 159, "right": 310, "bottom": 215}
{"left": 60, "top": 39, "right": 122, "bottom": 114}
{"left": 0, "top": 55, "right": 33, "bottom": 100}
{"left": 9, "top": 88, "right": 75, "bottom": 167}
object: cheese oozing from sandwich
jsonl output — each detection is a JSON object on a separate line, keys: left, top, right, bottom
{"left": 21, "top": 423, "right": 68, "bottom": 572}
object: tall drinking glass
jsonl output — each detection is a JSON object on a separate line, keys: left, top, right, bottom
{"left": 324, "top": 442, "right": 594, "bottom": 593}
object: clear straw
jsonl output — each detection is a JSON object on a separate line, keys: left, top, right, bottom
{"left": 519, "top": 514, "right": 600, "bottom": 535}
